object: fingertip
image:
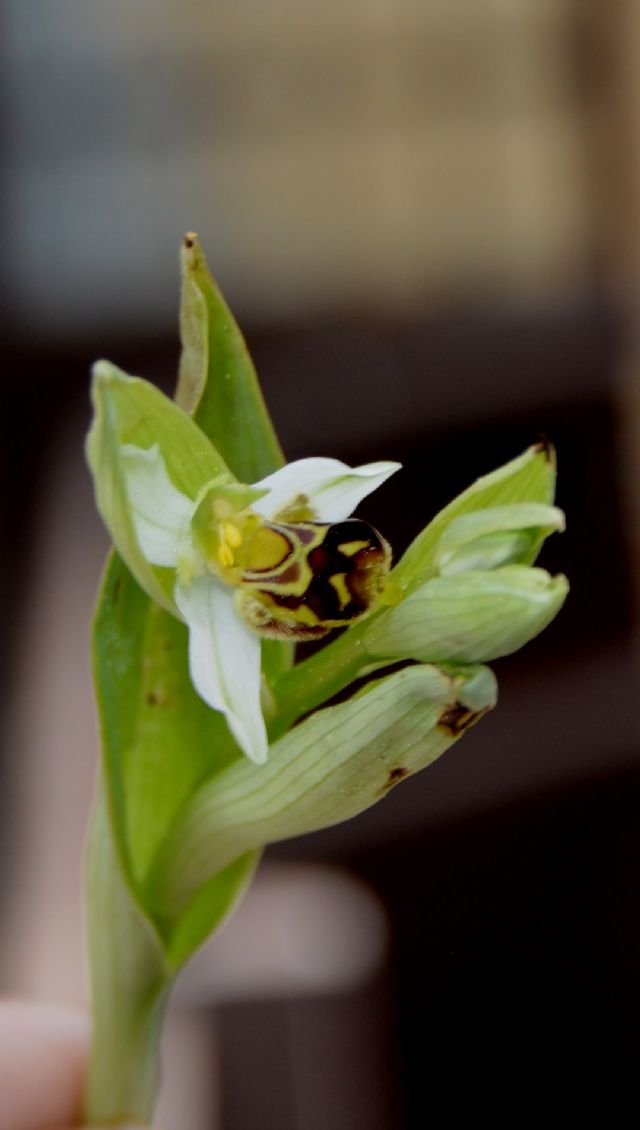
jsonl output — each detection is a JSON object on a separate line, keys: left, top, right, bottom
{"left": 0, "top": 999, "right": 88, "bottom": 1130}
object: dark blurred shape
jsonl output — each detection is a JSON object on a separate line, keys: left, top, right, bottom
{"left": 352, "top": 767, "right": 639, "bottom": 1126}
{"left": 224, "top": 768, "right": 637, "bottom": 1128}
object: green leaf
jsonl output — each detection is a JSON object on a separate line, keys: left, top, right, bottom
{"left": 176, "top": 232, "right": 292, "bottom": 682}
{"left": 163, "top": 849, "right": 261, "bottom": 971}
{"left": 150, "top": 663, "right": 497, "bottom": 924}
{"left": 363, "top": 565, "right": 569, "bottom": 664}
{"left": 177, "top": 232, "right": 285, "bottom": 482}
{"left": 393, "top": 443, "right": 557, "bottom": 591}
{"left": 92, "top": 553, "right": 259, "bottom": 965}
{"left": 93, "top": 556, "right": 233, "bottom": 882}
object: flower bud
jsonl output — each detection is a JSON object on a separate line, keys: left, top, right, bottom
{"left": 433, "top": 503, "right": 565, "bottom": 575}
{"left": 393, "top": 443, "right": 557, "bottom": 591}
{"left": 363, "top": 565, "right": 569, "bottom": 665}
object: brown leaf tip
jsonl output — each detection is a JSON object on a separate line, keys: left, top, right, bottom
{"left": 532, "top": 435, "right": 556, "bottom": 465}
{"left": 183, "top": 231, "right": 198, "bottom": 250}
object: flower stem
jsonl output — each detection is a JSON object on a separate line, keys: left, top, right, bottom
{"left": 270, "top": 618, "right": 384, "bottom": 736}
{"left": 84, "top": 787, "right": 172, "bottom": 1125}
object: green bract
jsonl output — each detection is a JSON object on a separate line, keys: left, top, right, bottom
{"left": 150, "top": 663, "right": 498, "bottom": 943}
{"left": 84, "top": 234, "right": 568, "bottom": 1126}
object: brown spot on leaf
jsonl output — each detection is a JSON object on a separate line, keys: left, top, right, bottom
{"left": 377, "top": 765, "right": 410, "bottom": 796}
{"left": 438, "top": 703, "right": 486, "bottom": 736}
{"left": 145, "top": 688, "right": 174, "bottom": 707}
{"left": 183, "top": 231, "right": 197, "bottom": 249}
{"left": 388, "top": 765, "right": 409, "bottom": 785}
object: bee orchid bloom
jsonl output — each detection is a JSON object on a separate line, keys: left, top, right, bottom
{"left": 83, "top": 240, "right": 569, "bottom": 1130}
{"left": 115, "top": 442, "right": 400, "bottom": 763}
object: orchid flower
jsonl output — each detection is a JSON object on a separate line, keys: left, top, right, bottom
{"left": 122, "top": 446, "right": 399, "bottom": 762}
{"left": 88, "top": 365, "right": 400, "bottom": 764}
{"left": 83, "top": 237, "right": 570, "bottom": 1130}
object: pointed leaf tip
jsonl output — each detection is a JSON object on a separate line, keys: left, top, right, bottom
{"left": 177, "top": 236, "right": 285, "bottom": 482}
{"left": 532, "top": 437, "right": 556, "bottom": 466}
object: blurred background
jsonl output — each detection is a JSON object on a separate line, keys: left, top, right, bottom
{"left": 1, "top": 1, "right": 638, "bottom": 1126}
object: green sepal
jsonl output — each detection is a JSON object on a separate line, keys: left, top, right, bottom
{"left": 89, "top": 360, "right": 228, "bottom": 495}
{"left": 149, "top": 663, "right": 497, "bottom": 923}
{"left": 363, "top": 565, "right": 569, "bottom": 664}
{"left": 86, "top": 361, "right": 229, "bottom": 613}
{"left": 393, "top": 443, "right": 557, "bottom": 592}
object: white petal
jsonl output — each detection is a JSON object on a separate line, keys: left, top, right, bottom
{"left": 252, "top": 457, "right": 401, "bottom": 523}
{"left": 175, "top": 576, "right": 268, "bottom": 764}
{"left": 120, "top": 443, "right": 195, "bottom": 567}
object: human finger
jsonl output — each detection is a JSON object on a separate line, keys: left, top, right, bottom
{"left": 0, "top": 999, "right": 87, "bottom": 1130}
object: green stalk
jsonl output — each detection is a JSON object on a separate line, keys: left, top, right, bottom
{"left": 84, "top": 787, "right": 172, "bottom": 1125}
{"left": 270, "top": 619, "right": 383, "bottom": 737}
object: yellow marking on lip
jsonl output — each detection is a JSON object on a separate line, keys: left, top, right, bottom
{"left": 330, "top": 572, "right": 351, "bottom": 608}
{"left": 337, "top": 539, "right": 369, "bottom": 557}
{"left": 245, "top": 525, "right": 292, "bottom": 571}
